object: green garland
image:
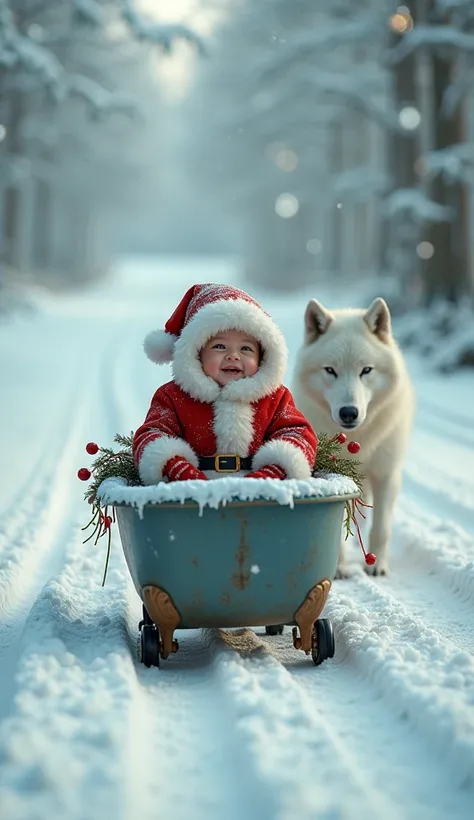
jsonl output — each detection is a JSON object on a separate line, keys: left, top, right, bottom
{"left": 79, "top": 430, "right": 373, "bottom": 584}
{"left": 83, "top": 433, "right": 140, "bottom": 506}
{"left": 311, "top": 431, "right": 364, "bottom": 491}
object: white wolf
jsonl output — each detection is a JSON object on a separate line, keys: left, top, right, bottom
{"left": 292, "top": 297, "right": 414, "bottom": 576}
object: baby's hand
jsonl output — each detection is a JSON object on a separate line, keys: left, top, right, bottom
{"left": 164, "top": 456, "right": 208, "bottom": 482}
{"left": 245, "top": 465, "right": 286, "bottom": 480}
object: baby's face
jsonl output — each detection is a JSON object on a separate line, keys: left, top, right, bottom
{"left": 200, "top": 330, "right": 260, "bottom": 386}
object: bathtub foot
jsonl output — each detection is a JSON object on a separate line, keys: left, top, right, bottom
{"left": 292, "top": 579, "right": 331, "bottom": 654}
{"left": 142, "top": 585, "right": 181, "bottom": 659}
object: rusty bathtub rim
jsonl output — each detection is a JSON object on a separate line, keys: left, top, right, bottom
{"left": 109, "top": 492, "right": 361, "bottom": 511}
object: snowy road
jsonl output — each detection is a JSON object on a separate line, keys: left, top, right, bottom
{"left": 1, "top": 258, "right": 474, "bottom": 820}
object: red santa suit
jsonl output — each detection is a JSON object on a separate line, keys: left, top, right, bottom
{"left": 133, "top": 283, "right": 317, "bottom": 483}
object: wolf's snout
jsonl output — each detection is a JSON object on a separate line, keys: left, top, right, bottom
{"left": 339, "top": 406, "right": 359, "bottom": 426}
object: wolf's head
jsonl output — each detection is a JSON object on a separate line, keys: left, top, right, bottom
{"left": 296, "top": 297, "right": 401, "bottom": 430}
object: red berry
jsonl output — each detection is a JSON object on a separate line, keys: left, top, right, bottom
{"left": 86, "top": 442, "right": 99, "bottom": 455}
{"left": 365, "top": 553, "right": 377, "bottom": 566}
{"left": 78, "top": 468, "right": 91, "bottom": 481}
{"left": 103, "top": 516, "right": 112, "bottom": 528}
{"left": 337, "top": 433, "right": 347, "bottom": 443}
{"left": 331, "top": 455, "right": 337, "bottom": 461}
{"left": 347, "top": 441, "right": 361, "bottom": 454}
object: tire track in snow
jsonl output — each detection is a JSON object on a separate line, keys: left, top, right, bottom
{"left": 258, "top": 623, "right": 473, "bottom": 820}
{"left": 395, "top": 495, "right": 474, "bottom": 606}
{"left": 383, "top": 556, "right": 474, "bottom": 655}
{"left": 0, "top": 328, "right": 132, "bottom": 722}
{"left": 417, "top": 399, "right": 473, "bottom": 439}
{"left": 401, "top": 473, "right": 474, "bottom": 537}
{"left": 319, "top": 575, "right": 474, "bottom": 789}
{"left": 0, "top": 558, "right": 261, "bottom": 819}
{"left": 415, "top": 408, "right": 474, "bottom": 450}
{"left": 202, "top": 627, "right": 397, "bottom": 820}
{"left": 0, "top": 328, "right": 148, "bottom": 818}
{"left": 125, "top": 621, "right": 259, "bottom": 820}
{"left": 0, "top": 381, "right": 100, "bottom": 720}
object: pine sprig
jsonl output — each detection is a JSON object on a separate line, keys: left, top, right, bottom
{"left": 312, "top": 431, "right": 365, "bottom": 491}
{"left": 84, "top": 432, "right": 140, "bottom": 505}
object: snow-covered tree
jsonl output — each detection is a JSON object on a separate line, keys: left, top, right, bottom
{"left": 184, "top": 0, "right": 406, "bottom": 290}
{"left": 0, "top": 0, "right": 203, "bottom": 286}
{"left": 186, "top": 0, "right": 474, "bottom": 309}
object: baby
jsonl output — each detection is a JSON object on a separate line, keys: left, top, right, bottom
{"left": 133, "top": 283, "right": 317, "bottom": 482}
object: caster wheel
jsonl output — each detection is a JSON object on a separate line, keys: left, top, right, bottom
{"left": 265, "top": 624, "right": 284, "bottom": 636}
{"left": 139, "top": 625, "right": 161, "bottom": 667}
{"left": 311, "top": 618, "right": 335, "bottom": 666}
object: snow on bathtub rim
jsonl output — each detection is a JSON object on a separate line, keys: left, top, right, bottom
{"left": 97, "top": 474, "right": 359, "bottom": 518}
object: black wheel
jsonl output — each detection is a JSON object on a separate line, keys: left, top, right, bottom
{"left": 311, "top": 618, "right": 335, "bottom": 666}
{"left": 265, "top": 624, "right": 284, "bottom": 636}
{"left": 139, "top": 625, "right": 161, "bottom": 667}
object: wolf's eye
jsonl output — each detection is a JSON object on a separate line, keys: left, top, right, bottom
{"left": 324, "top": 367, "right": 338, "bottom": 377}
{"left": 360, "top": 366, "right": 373, "bottom": 376}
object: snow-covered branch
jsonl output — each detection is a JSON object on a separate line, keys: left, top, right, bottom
{"left": 0, "top": 3, "right": 63, "bottom": 89}
{"left": 121, "top": 0, "right": 205, "bottom": 54}
{"left": 333, "top": 167, "right": 390, "bottom": 200}
{"left": 388, "top": 24, "right": 474, "bottom": 64}
{"left": 67, "top": 74, "right": 136, "bottom": 117}
{"left": 257, "top": 12, "right": 387, "bottom": 83}
{"left": 435, "top": 0, "right": 474, "bottom": 12}
{"left": 382, "top": 189, "right": 454, "bottom": 223}
{"left": 230, "top": 64, "right": 396, "bottom": 134}
{"left": 424, "top": 143, "right": 474, "bottom": 182}
{"left": 73, "top": 0, "right": 104, "bottom": 27}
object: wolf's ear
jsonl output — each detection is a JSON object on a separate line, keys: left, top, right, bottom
{"left": 364, "top": 298, "right": 392, "bottom": 343}
{"left": 304, "top": 299, "right": 334, "bottom": 344}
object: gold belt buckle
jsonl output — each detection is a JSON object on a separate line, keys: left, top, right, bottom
{"left": 214, "top": 454, "right": 241, "bottom": 472}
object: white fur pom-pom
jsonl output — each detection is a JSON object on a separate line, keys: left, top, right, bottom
{"left": 143, "top": 330, "right": 177, "bottom": 364}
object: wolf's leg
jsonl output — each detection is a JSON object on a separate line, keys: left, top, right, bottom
{"left": 335, "top": 540, "right": 350, "bottom": 579}
{"left": 366, "top": 471, "right": 402, "bottom": 575}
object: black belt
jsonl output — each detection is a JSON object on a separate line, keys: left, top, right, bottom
{"left": 198, "top": 455, "right": 253, "bottom": 473}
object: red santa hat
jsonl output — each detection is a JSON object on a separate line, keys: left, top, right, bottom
{"left": 144, "top": 283, "right": 288, "bottom": 403}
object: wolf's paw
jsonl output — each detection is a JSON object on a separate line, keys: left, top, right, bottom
{"left": 335, "top": 564, "right": 352, "bottom": 580}
{"left": 364, "top": 562, "right": 387, "bottom": 577}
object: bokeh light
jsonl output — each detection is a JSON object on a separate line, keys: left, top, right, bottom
{"left": 389, "top": 8, "right": 413, "bottom": 34}
{"left": 275, "top": 149, "right": 298, "bottom": 172}
{"left": 306, "top": 238, "right": 322, "bottom": 255}
{"left": 416, "top": 241, "right": 435, "bottom": 259}
{"left": 399, "top": 106, "right": 421, "bottom": 130}
{"left": 275, "top": 193, "right": 299, "bottom": 218}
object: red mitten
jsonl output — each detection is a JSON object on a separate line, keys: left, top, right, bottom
{"left": 245, "top": 464, "right": 286, "bottom": 480}
{"left": 164, "top": 456, "right": 208, "bottom": 482}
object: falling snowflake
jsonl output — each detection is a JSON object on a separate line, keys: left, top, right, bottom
{"left": 250, "top": 564, "right": 260, "bottom": 575}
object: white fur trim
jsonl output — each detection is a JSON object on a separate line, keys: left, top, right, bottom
{"left": 172, "top": 298, "right": 288, "bottom": 403}
{"left": 143, "top": 330, "right": 178, "bottom": 364}
{"left": 252, "top": 439, "right": 311, "bottom": 480}
{"left": 138, "top": 436, "right": 199, "bottom": 485}
{"left": 213, "top": 399, "right": 255, "bottom": 454}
